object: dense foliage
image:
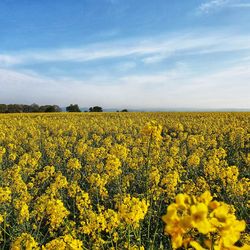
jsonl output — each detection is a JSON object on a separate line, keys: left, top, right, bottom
{"left": 0, "top": 112, "right": 249, "bottom": 249}
{"left": 66, "top": 104, "right": 81, "bottom": 113}
{"left": 0, "top": 104, "right": 61, "bottom": 113}
{"left": 89, "top": 106, "right": 103, "bottom": 112}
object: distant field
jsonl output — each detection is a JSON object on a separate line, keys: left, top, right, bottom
{"left": 0, "top": 112, "right": 249, "bottom": 249}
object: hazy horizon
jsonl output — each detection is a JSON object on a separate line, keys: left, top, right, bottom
{"left": 1, "top": 0, "right": 250, "bottom": 109}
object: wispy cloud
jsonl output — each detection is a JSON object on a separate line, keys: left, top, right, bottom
{"left": 1, "top": 31, "right": 250, "bottom": 68}
{"left": 142, "top": 52, "right": 173, "bottom": 64}
{"left": 1, "top": 29, "right": 250, "bottom": 109}
{"left": 1, "top": 1, "right": 249, "bottom": 110}
{"left": 0, "top": 55, "right": 23, "bottom": 66}
{"left": 230, "top": 3, "right": 250, "bottom": 7}
{"left": 198, "top": 0, "right": 229, "bottom": 14}
{"left": 197, "top": 0, "right": 250, "bottom": 14}
{"left": 1, "top": 58, "right": 249, "bottom": 109}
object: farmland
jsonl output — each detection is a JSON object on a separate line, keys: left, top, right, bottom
{"left": 0, "top": 112, "right": 249, "bottom": 249}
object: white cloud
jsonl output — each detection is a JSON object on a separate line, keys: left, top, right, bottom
{"left": 1, "top": 29, "right": 250, "bottom": 109}
{"left": 198, "top": 0, "right": 229, "bottom": 13}
{"left": 1, "top": 59, "right": 249, "bottom": 109}
{"left": 142, "top": 52, "right": 173, "bottom": 64}
{"left": 116, "top": 62, "right": 137, "bottom": 71}
{"left": 0, "top": 55, "right": 23, "bottom": 66}
{"left": 1, "top": 31, "right": 250, "bottom": 68}
{"left": 197, "top": 0, "right": 250, "bottom": 14}
{"left": 230, "top": 3, "right": 250, "bottom": 7}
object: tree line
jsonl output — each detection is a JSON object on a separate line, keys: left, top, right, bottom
{"left": 0, "top": 103, "right": 128, "bottom": 113}
{"left": 0, "top": 103, "right": 61, "bottom": 113}
{"left": 66, "top": 104, "right": 127, "bottom": 112}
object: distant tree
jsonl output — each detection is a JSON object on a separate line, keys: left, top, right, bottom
{"left": 45, "top": 106, "right": 56, "bottom": 112}
{"left": 39, "top": 105, "right": 49, "bottom": 112}
{"left": 66, "top": 104, "right": 81, "bottom": 112}
{"left": 30, "top": 103, "right": 40, "bottom": 112}
{"left": 7, "top": 104, "right": 22, "bottom": 113}
{"left": 40, "top": 105, "right": 62, "bottom": 112}
{"left": 0, "top": 103, "right": 62, "bottom": 113}
{"left": 0, "top": 104, "right": 7, "bottom": 113}
{"left": 52, "top": 105, "right": 62, "bottom": 112}
{"left": 89, "top": 106, "right": 103, "bottom": 112}
{"left": 22, "top": 105, "right": 33, "bottom": 113}
{"left": 121, "top": 109, "right": 128, "bottom": 112}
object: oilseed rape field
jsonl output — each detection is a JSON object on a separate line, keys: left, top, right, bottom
{"left": 0, "top": 112, "right": 249, "bottom": 250}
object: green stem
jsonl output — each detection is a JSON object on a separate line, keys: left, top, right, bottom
{"left": 145, "top": 133, "right": 153, "bottom": 202}
{"left": 128, "top": 226, "right": 131, "bottom": 250}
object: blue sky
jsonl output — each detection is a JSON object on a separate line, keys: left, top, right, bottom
{"left": 0, "top": 0, "right": 250, "bottom": 109}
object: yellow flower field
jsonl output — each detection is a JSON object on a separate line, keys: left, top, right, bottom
{"left": 0, "top": 112, "right": 249, "bottom": 249}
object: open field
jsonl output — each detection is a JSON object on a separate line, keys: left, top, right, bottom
{"left": 0, "top": 112, "right": 249, "bottom": 249}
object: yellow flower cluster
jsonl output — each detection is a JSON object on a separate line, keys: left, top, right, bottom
{"left": 67, "top": 158, "right": 81, "bottom": 171}
{"left": 162, "top": 191, "right": 249, "bottom": 249}
{"left": 116, "top": 195, "right": 148, "bottom": 228}
{"left": 0, "top": 112, "right": 249, "bottom": 249}
{"left": 105, "top": 154, "right": 122, "bottom": 179}
{"left": 42, "top": 234, "right": 82, "bottom": 250}
{"left": 11, "top": 233, "right": 39, "bottom": 250}
{"left": 141, "top": 120, "right": 162, "bottom": 141}
{"left": 0, "top": 187, "right": 11, "bottom": 204}
{"left": 33, "top": 195, "right": 69, "bottom": 231}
